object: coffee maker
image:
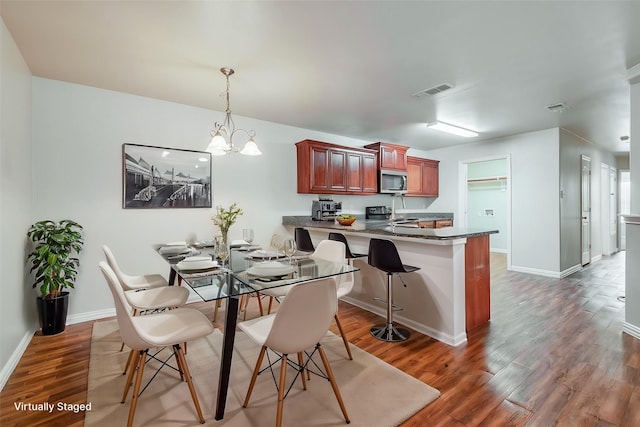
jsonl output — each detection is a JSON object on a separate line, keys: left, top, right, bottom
{"left": 311, "top": 198, "right": 342, "bottom": 221}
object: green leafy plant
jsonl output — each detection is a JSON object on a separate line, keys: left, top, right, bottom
{"left": 26, "top": 219, "right": 84, "bottom": 299}
{"left": 211, "top": 203, "right": 243, "bottom": 237}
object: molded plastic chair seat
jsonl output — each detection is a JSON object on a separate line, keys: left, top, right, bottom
{"left": 124, "top": 286, "right": 189, "bottom": 311}
{"left": 368, "top": 238, "right": 420, "bottom": 342}
{"left": 238, "top": 277, "right": 349, "bottom": 427}
{"left": 99, "top": 262, "right": 214, "bottom": 427}
{"left": 328, "top": 232, "right": 366, "bottom": 260}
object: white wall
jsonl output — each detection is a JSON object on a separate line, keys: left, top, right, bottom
{"left": 424, "top": 128, "right": 561, "bottom": 275}
{"left": 0, "top": 20, "right": 35, "bottom": 388}
{"left": 558, "top": 129, "right": 616, "bottom": 270}
{"left": 626, "top": 80, "right": 640, "bottom": 333}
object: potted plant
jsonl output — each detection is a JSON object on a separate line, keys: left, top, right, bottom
{"left": 26, "top": 219, "right": 84, "bottom": 335}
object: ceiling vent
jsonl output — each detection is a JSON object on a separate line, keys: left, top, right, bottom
{"left": 413, "top": 83, "right": 454, "bottom": 98}
{"left": 546, "top": 102, "right": 567, "bottom": 112}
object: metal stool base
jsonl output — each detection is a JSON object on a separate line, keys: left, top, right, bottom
{"left": 370, "top": 324, "right": 410, "bottom": 342}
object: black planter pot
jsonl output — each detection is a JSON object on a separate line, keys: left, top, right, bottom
{"left": 36, "top": 291, "right": 69, "bottom": 335}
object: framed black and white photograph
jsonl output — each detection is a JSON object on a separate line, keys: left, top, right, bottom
{"left": 122, "top": 143, "right": 212, "bottom": 209}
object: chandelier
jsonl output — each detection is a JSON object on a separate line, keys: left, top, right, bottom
{"left": 206, "top": 67, "right": 262, "bottom": 156}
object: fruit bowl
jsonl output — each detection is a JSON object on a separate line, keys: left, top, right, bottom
{"left": 336, "top": 215, "right": 356, "bottom": 226}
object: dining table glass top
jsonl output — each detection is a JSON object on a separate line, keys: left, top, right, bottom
{"left": 155, "top": 243, "right": 358, "bottom": 302}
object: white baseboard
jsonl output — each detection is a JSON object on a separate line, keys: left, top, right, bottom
{"left": 0, "top": 328, "right": 36, "bottom": 391}
{"left": 623, "top": 322, "right": 640, "bottom": 340}
{"left": 509, "top": 263, "right": 581, "bottom": 278}
{"left": 591, "top": 254, "right": 603, "bottom": 263}
{"left": 342, "top": 296, "right": 466, "bottom": 347}
{"left": 490, "top": 248, "right": 507, "bottom": 254}
{"left": 67, "top": 308, "right": 115, "bottom": 325}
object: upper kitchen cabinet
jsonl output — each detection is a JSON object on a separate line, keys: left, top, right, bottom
{"left": 296, "top": 139, "right": 378, "bottom": 195}
{"left": 363, "top": 142, "right": 408, "bottom": 171}
{"left": 406, "top": 156, "right": 440, "bottom": 197}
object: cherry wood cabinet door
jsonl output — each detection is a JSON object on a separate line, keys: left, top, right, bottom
{"left": 329, "top": 149, "right": 347, "bottom": 191}
{"left": 406, "top": 156, "right": 440, "bottom": 197}
{"left": 364, "top": 142, "right": 408, "bottom": 171}
{"left": 309, "top": 144, "right": 329, "bottom": 192}
{"left": 361, "top": 153, "right": 378, "bottom": 193}
{"left": 421, "top": 159, "right": 439, "bottom": 197}
{"left": 346, "top": 151, "right": 364, "bottom": 192}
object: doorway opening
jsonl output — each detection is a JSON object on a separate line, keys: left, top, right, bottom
{"left": 460, "top": 155, "right": 511, "bottom": 269}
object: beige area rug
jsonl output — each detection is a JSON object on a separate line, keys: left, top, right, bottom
{"left": 85, "top": 319, "right": 439, "bottom": 426}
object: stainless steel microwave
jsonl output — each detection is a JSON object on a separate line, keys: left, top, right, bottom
{"left": 379, "top": 170, "right": 408, "bottom": 194}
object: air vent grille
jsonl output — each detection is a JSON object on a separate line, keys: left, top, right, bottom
{"left": 413, "top": 83, "right": 454, "bottom": 98}
{"left": 546, "top": 102, "right": 567, "bottom": 112}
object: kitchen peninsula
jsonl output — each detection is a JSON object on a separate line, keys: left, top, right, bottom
{"left": 282, "top": 216, "right": 498, "bottom": 346}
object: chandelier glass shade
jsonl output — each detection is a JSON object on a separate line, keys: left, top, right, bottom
{"left": 206, "top": 68, "right": 262, "bottom": 156}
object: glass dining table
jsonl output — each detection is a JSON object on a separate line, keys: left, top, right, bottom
{"left": 156, "top": 243, "right": 359, "bottom": 421}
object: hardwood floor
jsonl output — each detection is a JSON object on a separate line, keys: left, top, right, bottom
{"left": 1, "top": 252, "right": 638, "bottom": 426}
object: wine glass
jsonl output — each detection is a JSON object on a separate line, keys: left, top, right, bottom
{"left": 215, "top": 236, "right": 229, "bottom": 269}
{"left": 283, "top": 239, "right": 297, "bottom": 265}
{"left": 242, "top": 229, "right": 254, "bottom": 247}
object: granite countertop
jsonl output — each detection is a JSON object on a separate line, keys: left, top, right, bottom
{"left": 282, "top": 216, "right": 498, "bottom": 241}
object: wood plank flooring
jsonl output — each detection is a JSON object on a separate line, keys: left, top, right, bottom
{"left": 1, "top": 252, "right": 638, "bottom": 426}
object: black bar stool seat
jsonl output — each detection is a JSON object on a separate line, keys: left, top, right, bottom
{"left": 368, "top": 238, "right": 420, "bottom": 342}
{"left": 328, "top": 232, "right": 366, "bottom": 260}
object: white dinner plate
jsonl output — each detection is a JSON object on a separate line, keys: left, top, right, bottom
{"left": 176, "top": 260, "right": 219, "bottom": 271}
{"left": 246, "top": 261, "right": 295, "bottom": 277}
{"left": 247, "top": 249, "right": 285, "bottom": 259}
{"left": 159, "top": 245, "right": 190, "bottom": 255}
{"left": 181, "top": 256, "right": 211, "bottom": 263}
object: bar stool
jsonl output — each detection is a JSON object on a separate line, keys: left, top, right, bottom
{"left": 328, "top": 232, "right": 366, "bottom": 261}
{"left": 367, "top": 238, "right": 420, "bottom": 342}
{"left": 294, "top": 227, "right": 315, "bottom": 252}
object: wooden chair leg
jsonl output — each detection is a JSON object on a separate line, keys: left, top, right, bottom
{"left": 123, "top": 349, "right": 134, "bottom": 375}
{"left": 276, "top": 355, "right": 288, "bottom": 427}
{"left": 267, "top": 296, "right": 274, "bottom": 314}
{"left": 176, "top": 345, "right": 205, "bottom": 423}
{"left": 256, "top": 292, "right": 264, "bottom": 316}
{"left": 174, "top": 347, "right": 184, "bottom": 381}
{"left": 121, "top": 350, "right": 140, "bottom": 403}
{"left": 244, "top": 346, "right": 267, "bottom": 407}
{"left": 127, "top": 351, "right": 147, "bottom": 427}
{"left": 334, "top": 313, "right": 353, "bottom": 360}
{"left": 297, "top": 352, "right": 307, "bottom": 390}
{"left": 318, "top": 345, "right": 350, "bottom": 424}
{"left": 213, "top": 299, "right": 222, "bottom": 322}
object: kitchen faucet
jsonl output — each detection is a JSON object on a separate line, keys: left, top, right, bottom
{"left": 389, "top": 193, "right": 406, "bottom": 222}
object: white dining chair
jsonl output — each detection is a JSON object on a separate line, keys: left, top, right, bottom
{"left": 238, "top": 277, "right": 350, "bottom": 427}
{"left": 103, "top": 245, "right": 168, "bottom": 290}
{"left": 103, "top": 244, "right": 191, "bottom": 360}
{"left": 99, "top": 262, "right": 214, "bottom": 427}
{"left": 260, "top": 239, "right": 354, "bottom": 359}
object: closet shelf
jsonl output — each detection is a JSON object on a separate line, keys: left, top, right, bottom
{"left": 467, "top": 176, "right": 507, "bottom": 183}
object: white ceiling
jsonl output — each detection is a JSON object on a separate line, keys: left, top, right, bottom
{"left": 2, "top": 1, "right": 639, "bottom": 153}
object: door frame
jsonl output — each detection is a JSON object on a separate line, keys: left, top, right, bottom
{"left": 581, "top": 154, "right": 591, "bottom": 266}
{"left": 459, "top": 154, "right": 512, "bottom": 269}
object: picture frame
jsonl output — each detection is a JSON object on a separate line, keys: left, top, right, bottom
{"left": 122, "top": 143, "right": 212, "bottom": 209}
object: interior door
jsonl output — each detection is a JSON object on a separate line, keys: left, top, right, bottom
{"left": 609, "top": 167, "right": 617, "bottom": 253}
{"left": 581, "top": 155, "right": 591, "bottom": 266}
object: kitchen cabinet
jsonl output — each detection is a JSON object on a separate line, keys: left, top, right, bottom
{"left": 296, "top": 139, "right": 378, "bottom": 195}
{"left": 416, "top": 219, "right": 453, "bottom": 228}
{"left": 363, "top": 142, "right": 408, "bottom": 171}
{"left": 406, "top": 156, "right": 440, "bottom": 197}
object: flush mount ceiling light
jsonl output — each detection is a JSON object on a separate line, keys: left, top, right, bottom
{"left": 426, "top": 121, "right": 478, "bottom": 138}
{"left": 206, "top": 67, "right": 262, "bottom": 156}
